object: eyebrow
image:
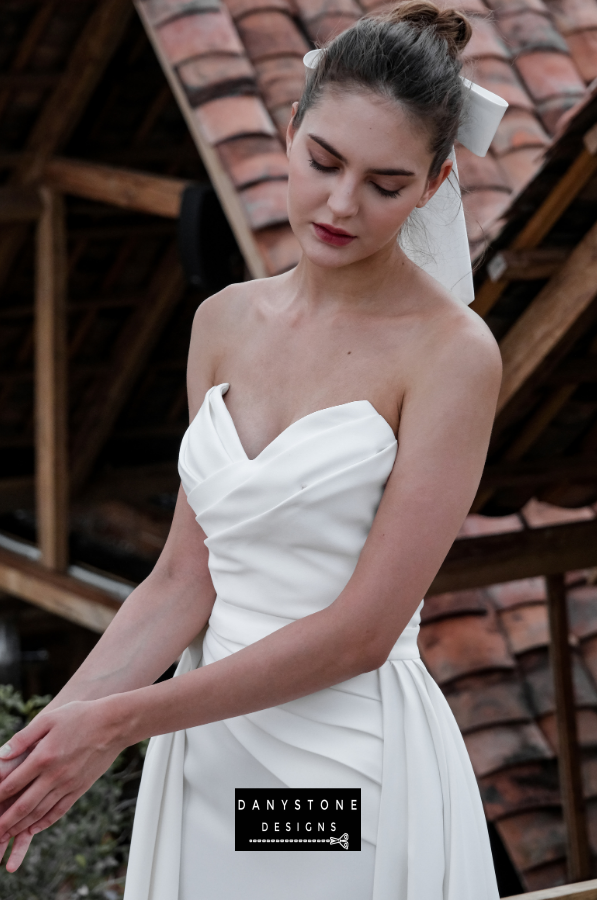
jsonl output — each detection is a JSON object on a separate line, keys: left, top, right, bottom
{"left": 308, "top": 133, "right": 416, "bottom": 177}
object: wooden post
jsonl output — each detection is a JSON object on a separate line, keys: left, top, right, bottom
{"left": 35, "top": 187, "right": 68, "bottom": 571}
{"left": 546, "top": 573, "right": 592, "bottom": 882}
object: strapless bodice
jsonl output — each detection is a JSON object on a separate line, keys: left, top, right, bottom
{"left": 178, "top": 383, "right": 422, "bottom": 663}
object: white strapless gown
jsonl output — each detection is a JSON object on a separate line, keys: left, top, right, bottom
{"left": 123, "top": 383, "right": 499, "bottom": 900}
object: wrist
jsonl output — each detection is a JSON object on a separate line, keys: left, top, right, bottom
{"left": 94, "top": 692, "right": 139, "bottom": 751}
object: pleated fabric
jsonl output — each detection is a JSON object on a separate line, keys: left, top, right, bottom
{"left": 123, "top": 383, "right": 499, "bottom": 900}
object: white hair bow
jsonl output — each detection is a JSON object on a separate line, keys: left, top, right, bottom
{"left": 302, "top": 48, "right": 508, "bottom": 303}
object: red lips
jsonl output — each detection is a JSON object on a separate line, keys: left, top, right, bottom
{"left": 312, "top": 222, "right": 356, "bottom": 247}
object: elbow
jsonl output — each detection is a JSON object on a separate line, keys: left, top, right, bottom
{"left": 343, "top": 638, "right": 388, "bottom": 676}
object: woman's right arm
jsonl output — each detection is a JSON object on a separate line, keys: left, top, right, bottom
{"left": 41, "top": 486, "right": 216, "bottom": 715}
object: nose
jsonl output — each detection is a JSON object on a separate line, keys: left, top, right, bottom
{"left": 327, "top": 174, "right": 359, "bottom": 219}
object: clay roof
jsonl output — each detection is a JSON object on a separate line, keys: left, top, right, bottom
{"left": 135, "top": 0, "right": 597, "bottom": 273}
{"left": 418, "top": 498, "right": 597, "bottom": 891}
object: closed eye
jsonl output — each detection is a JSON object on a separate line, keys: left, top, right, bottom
{"left": 308, "top": 157, "right": 403, "bottom": 199}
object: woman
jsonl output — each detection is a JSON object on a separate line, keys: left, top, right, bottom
{"left": 0, "top": 3, "right": 503, "bottom": 897}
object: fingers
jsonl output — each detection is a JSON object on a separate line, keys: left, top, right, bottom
{"left": 5, "top": 831, "right": 34, "bottom": 873}
{"left": 0, "top": 775, "right": 57, "bottom": 840}
{"left": 1, "top": 785, "right": 65, "bottom": 838}
{"left": 0, "top": 714, "right": 50, "bottom": 764}
{"left": 0, "top": 742, "right": 53, "bottom": 806}
{"left": 0, "top": 750, "right": 30, "bottom": 782}
{"left": 29, "top": 792, "right": 77, "bottom": 836}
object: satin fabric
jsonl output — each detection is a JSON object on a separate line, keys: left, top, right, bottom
{"left": 123, "top": 383, "right": 499, "bottom": 900}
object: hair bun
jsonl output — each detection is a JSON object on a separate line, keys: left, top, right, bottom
{"left": 384, "top": 0, "right": 472, "bottom": 59}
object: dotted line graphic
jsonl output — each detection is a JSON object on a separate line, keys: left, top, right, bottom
{"left": 248, "top": 833, "right": 349, "bottom": 848}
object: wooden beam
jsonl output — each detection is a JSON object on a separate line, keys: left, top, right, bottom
{"left": 0, "top": 73, "right": 61, "bottom": 89}
{"left": 70, "top": 241, "right": 185, "bottom": 492}
{"left": 546, "top": 573, "right": 592, "bottom": 883}
{"left": 480, "top": 453, "right": 597, "bottom": 491}
{"left": 548, "top": 357, "right": 597, "bottom": 384}
{"left": 43, "top": 157, "right": 190, "bottom": 218}
{"left": 0, "top": 547, "right": 119, "bottom": 634}
{"left": 35, "top": 188, "right": 69, "bottom": 571}
{"left": 134, "top": 0, "right": 268, "bottom": 279}
{"left": 472, "top": 143, "right": 597, "bottom": 319}
{"left": 0, "top": 0, "right": 133, "bottom": 290}
{"left": 428, "top": 518, "right": 597, "bottom": 595}
{"left": 497, "top": 218, "right": 597, "bottom": 415}
{"left": 0, "top": 186, "right": 42, "bottom": 222}
{"left": 487, "top": 247, "right": 568, "bottom": 282}
{"left": 505, "top": 880, "right": 597, "bottom": 900}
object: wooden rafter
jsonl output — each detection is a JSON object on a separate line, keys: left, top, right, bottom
{"left": 505, "top": 880, "right": 597, "bottom": 899}
{"left": 35, "top": 188, "right": 68, "bottom": 571}
{"left": 496, "top": 218, "right": 597, "bottom": 416}
{"left": 472, "top": 129, "right": 597, "bottom": 319}
{"left": 0, "top": 548, "right": 119, "bottom": 634}
{"left": 0, "top": 0, "right": 134, "bottom": 290}
{"left": 43, "top": 157, "right": 190, "bottom": 219}
{"left": 428, "top": 518, "right": 597, "bottom": 595}
{"left": 70, "top": 241, "right": 186, "bottom": 493}
{"left": 0, "top": 187, "right": 42, "bottom": 223}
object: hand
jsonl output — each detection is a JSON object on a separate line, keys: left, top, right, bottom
{"left": 0, "top": 751, "right": 34, "bottom": 872}
{"left": 0, "top": 698, "right": 124, "bottom": 855}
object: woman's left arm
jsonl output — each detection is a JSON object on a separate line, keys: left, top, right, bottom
{"left": 0, "top": 316, "right": 502, "bottom": 851}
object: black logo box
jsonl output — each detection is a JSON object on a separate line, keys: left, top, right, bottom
{"left": 235, "top": 788, "right": 361, "bottom": 851}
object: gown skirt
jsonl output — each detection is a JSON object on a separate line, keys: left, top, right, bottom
{"left": 123, "top": 383, "right": 500, "bottom": 900}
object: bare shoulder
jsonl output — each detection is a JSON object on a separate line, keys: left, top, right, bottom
{"left": 186, "top": 275, "right": 283, "bottom": 415}
{"left": 401, "top": 280, "right": 502, "bottom": 404}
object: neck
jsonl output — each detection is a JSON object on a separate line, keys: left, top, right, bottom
{"left": 287, "top": 235, "right": 416, "bottom": 314}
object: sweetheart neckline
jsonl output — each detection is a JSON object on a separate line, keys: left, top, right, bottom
{"left": 209, "top": 382, "right": 396, "bottom": 462}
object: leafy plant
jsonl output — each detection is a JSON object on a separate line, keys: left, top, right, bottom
{"left": 0, "top": 686, "right": 142, "bottom": 900}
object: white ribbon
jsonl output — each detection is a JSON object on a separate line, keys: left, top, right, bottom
{"left": 302, "top": 48, "right": 508, "bottom": 304}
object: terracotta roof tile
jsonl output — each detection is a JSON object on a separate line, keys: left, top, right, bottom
{"left": 497, "top": 10, "right": 571, "bottom": 54}
{"left": 293, "top": 0, "right": 361, "bottom": 18}
{"left": 515, "top": 49, "right": 586, "bottom": 114}
{"left": 521, "top": 497, "right": 596, "bottom": 526}
{"left": 523, "top": 861, "right": 569, "bottom": 892}
{"left": 496, "top": 810, "right": 565, "bottom": 870}
{"left": 419, "top": 612, "right": 516, "bottom": 684}
{"left": 177, "top": 53, "right": 257, "bottom": 106}
{"left": 543, "top": 0, "right": 597, "bottom": 34}
{"left": 483, "top": 0, "right": 550, "bottom": 15}
{"left": 253, "top": 222, "right": 301, "bottom": 273}
{"left": 306, "top": 12, "right": 361, "bottom": 42}
{"left": 579, "top": 633, "right": 597, "bottom": 685}
{"left": 582, "top": 752, "right": 597, "bottom": 798}
{"left": 462, "top": 14, "right": 512, "bottom": 60}
{"left": 224, "top": 0, "right": 296, "bottom": 17}
{"left": 486, "top": 577, "right": 547, "bottom": 609}
{"left": 458, "top": 511, "right": 524, "bottom": 536}
{"left": 143, "top": 0, "right": 222, "bottom": 27}
{"left": 456, "top": 146, "right": 511, "bottom": 192}
{"left": 420, "top": 589, "right": 488, "bottom": 623}
{"left": 479, "top": 761, "right": 560, "bottom": 820}
{"left": 254, "top": 56, "right": 306, "bottom": 110}
{"left": 462, "top": 188, "right": 513, "bottom": 242}
{"left": 565, "top": 28, "right": 597, "bottom": 82}
{"left": 463, "top": 56, "right": 536, "bottom": 110}
{"left": 491, "top": 107, "right": 549, "bottom": 156}
{"left": 193, "top": 93, "right": 278, "bottom": 143}
{"left": 270, "top": 102, "right": 295, "bottom": 136}
{"left": 501, "top": 602, "right": 551, "bottom": 654}
{"left": 158, "top": 10, "right": 245, "bottom": 63}
{"left": 586, "top": 797, "right": 597, "bottom": 855}
{"left": 236, "top": 11, "right": 310, "bottom": 62}
{"left": 537, "top": 91, "right": 588, "bottom": 131}
{"left": 435, "top": 0, "right": 491, "bottom": 14}
{"left": 239, "top": 177, "right": 290, "bottom": 228}
{"left": 538, "top": 709, "right": 597, "bottom": 752}
{"left": 464, "top": 722, "right": 554, "bottom": 777}
{"left": 568, "top": 584, "right": 597, "bottom": 640}
{"left": 217, "top": 139, "right": 289, "bottom": 187}
{"left": 519, "top": 648, "right": 597, "bottom": 716}
{"left": 498, "top": 145, "right": 546, "bottom": 189}
{"left": 444, "top": 670, "right": 534, "bottom": 731}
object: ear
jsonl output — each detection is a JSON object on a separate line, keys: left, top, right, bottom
{"left": 415, "top": 157, "right": 454, "bottom": 208}
{"left": 286, "top": 101, "right": 300, "bottom": 157}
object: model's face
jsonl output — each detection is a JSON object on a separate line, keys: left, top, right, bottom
{"left": 286, "top": 87, "right": 453, "bottom": 268}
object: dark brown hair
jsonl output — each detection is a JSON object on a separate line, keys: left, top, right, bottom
{"left": 293, "top": 0, "right": 473, "bottom": 178}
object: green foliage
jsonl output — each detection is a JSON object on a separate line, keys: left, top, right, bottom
{"left": 0, "top": 686, "right": 141, "bottom": 900}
